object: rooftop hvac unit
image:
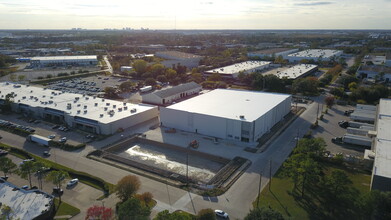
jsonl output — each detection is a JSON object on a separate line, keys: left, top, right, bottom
{"left": 22, "top": 96, "right": 26, "bottom": 99}
{"left": 42, "top": 95, "right": 46, "bottom": 98}
{"left": 104, "top": 107, "right": 108, "bottom": 111}
{"left": 84, "top": 105, "right": 87, "bottom": 109}
{"left": 118, "top": 108, "right": 122, "bottom": 112}
{"left": 239, "top": 115, "right": 245, "bottom": 119}
{"left": 102, "top": 98, "right": 105, "bottom": 102}
{"left": 85, "top": 97, "right": 89, "bottom": 100}
{"left": 106, "top": 103, "right": 110, "bottom": 106}
{"left": 124, "top": 106, "right": 128, "bottom": 110}
{"left": 130, "top": 108, "right": 137, "bottom": 113}
{"left": 77, "top": 110, "right": 81, "bottom": 114}
{"left": 18, "top": 100, "right": 20, "bottom": 102}
{"left": 94, "top": 103, "right": 98, "bottom": 106}
{"left": 77, "top": 104, "right": 81, "bottom": 107}
{"left": 84, "top": 110, "right": 87, "bottom": 114}
{"left": 100, "top": 114, "right": 104, "bottom": 117}
{"left": 113, "top": 105, "right": 116, "bottom": 108}
{"left": 49, "top": 101, "right": 53, "bottom": 104}
{"left": 123, "top": 102, "right": 127, "bottom": 106}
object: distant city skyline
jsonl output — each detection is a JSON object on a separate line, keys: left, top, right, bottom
{"left": 0, "top": 0, "right": 390, "bottom": 30}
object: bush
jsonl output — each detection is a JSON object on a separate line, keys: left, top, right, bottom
{"left": 197, "top": 208, "right": 216, "bottom": 220}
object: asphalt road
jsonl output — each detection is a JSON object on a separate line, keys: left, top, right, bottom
{"left": 0, "top": 98, "right": 320, "bottom": 220}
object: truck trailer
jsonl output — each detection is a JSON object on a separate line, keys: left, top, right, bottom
{"left": 27, "top": 134, "right": 52, "bottom": 147}
{"left": 332, "top": 134, "right": 372, "bottom": 147}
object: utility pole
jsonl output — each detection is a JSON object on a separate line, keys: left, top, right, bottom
{"left": 257, "top": 172, "right": 262, "bottom": 208}
{"left": 186, "top": 148, "right": 189, "bottom": 186}
{"left": 269, "top": 159, "right": 272, "bottom": 191}
{"left": 316, "top": 102, "right": 320, "bottom": 120}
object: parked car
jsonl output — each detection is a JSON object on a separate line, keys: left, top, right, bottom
{"left": 43, "top": 151, "right": 51, "bottom": 157}
{"left": 338, "top": 120, "right": 349, "bottom": 128}
{"left": 59, "top": 137, "right": 67, "bottom": 143}
{"left": 22, "top": 185, "right": 29, "bottom": 189}
{"left": 48, "top": 134, "right": 56, "bottom": 139}
{"left": 215, "top": 210, "right": 229, "bottom": 218}
{"left": 67, "top": 178, "right": 79, "bottom": 187}
{"left": 53, "top": 187, "right": 63, "bottom": 195}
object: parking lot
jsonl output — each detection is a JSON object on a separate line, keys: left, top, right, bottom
{"left": 45, "top": 75, "right": 139, "bottom": 96}
{"left": 0, "top": 113, "right": 90, "bottom": 146}
{"left": 3, "top": 155, "right": 103, "bottom": 217}
{"left": 312, "top": 104, "right": 366, "bottom": 157}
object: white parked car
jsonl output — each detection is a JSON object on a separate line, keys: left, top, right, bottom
{"left": 215, "top": 210, "right": 229, "bottom": 218}
{"left": 59, "top": 137, "right": 67, "bottom": 143}
{"left": 67, "top": 178, "right": 79, "bottom": 187}
{"left": 48, "top": 134, "right": 56, "bottom": 139}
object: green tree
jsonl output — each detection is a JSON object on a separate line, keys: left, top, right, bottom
{"left": 274, "top": 55, "right": 287, "bottom": 65}
{"left": 8, "top": 74, "right": 16, "bottom": 82}
{"left": 119, "top": 81, "right": 135, "bottom": 92}
{"left": 46, "top": 170, "right": 69, "bottom": 203}
{"left": 132, "top": 59, "right": 148, "bottom": 76}
{"left": 292, "top": 77, "right": 319, "bottom": 96}
{"left": 245, "top": 207, "right": 284, "bottom": 220}
{"left": 157, "top": 75, "right": 168, "bottom": 83}
{"left": 116, "top": 175, "right": 141, "bottom": 202}
{"left": 145, "top": 78, "right": 157, "bottom": 86}
{"left": 19, "top": 160, "right": 37, "bottom": 188}
{"left": 189, "top": 73, "right": 203, "bottom": 84}
{"left": 196, "top": 208, "right": 216, "bottom": 220}
{"left": 104, "top": 87, "right": 118, "bottom": 99}
{"left": 372, "top": 191, "right": 391, "bottom": 220}
{"left": 34, "top": 161, "right": 49, "bottom": 190}
{"left": 117, "top": 197, "right": 151, "bottom": 220}
{"left": 165, "top": 68, "right": 178, "bottom": 81}
{"left": 150, "top": 63, "right": 165, "bottom": 77}
{"left": 0, "top": 157, "right": 17, "bottom": 177}
{"left": 1, "top": 205, "right": 13, "bottom": 220}
{"left": 207, "top": 72, "right": 221, "bottom": 82}
{"left": 17, "top": 75, "right": 25, "bottom": 81}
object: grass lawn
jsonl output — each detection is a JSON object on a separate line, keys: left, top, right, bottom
{"left": 254, "top": 161, "right": 371, "bottom": 220}
{"left": 54, "top": 198, "right": 81, "bottom": 218}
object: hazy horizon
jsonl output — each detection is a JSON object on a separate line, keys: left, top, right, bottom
{"left": 0, "top": 0, "right": 390, "bottom": 30}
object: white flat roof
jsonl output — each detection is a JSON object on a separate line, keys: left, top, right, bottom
{"left": 276, "top": 64, "right": 318, "bottom": 79}
{"left": 205, "top": 61, "right": 271, "bottom": 75}
{"left": 166, "top": 89, "right": 291, "bottom": 121}
{"left": 0, "top": 180, "right": 53, "bottom": 220}
{"left": 287, "top": 49, "right": 342, "bottom": 58}
{"left": 0, "top": 82, "right": 155, "bottom": 124}
{"left": 374, "top": 99, "right": 391, "bottom": 178}
{"left": 31, "top": 55, "right": 97, "bottom": 61}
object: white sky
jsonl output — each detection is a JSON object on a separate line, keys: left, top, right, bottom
{"left": 0, "top": 0, "right": 390, "bottom": 29}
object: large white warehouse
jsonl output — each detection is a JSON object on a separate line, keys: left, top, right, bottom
{"left": 204, "top": 61, "right": 271, "bottom": 78}
{"left": 160, "top": 89, "right": 291, "bottom": 143}
{"left": 0, "top": 82, "right": 158, "bottom": 135}
{"left": 30, "top": 55, "right": 98, "bottom": 68}
{"left": 286, "top": 49, "right": 342, "bottom": 63}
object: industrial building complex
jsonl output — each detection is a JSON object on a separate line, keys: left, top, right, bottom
{"left": 0, "top": 178, "right": 54, "bottom": 220}
{"left": 30, "top": 55, "right": 98, "bottom": 68}
{"left": 0, "top": 82, "right": 158, "bottom": 135}
{"left": 204, "top": 61, "right": 271, "bottom": 78}
{"left": 286, "top": 49, "right": 343, "bottom": 62}
{"left": 155, "top": 51, "right": 203, "bottom": 69}
{"left": 275, "top": 64, "right": 318, "bottom": 79}
{"left": 160, "top": 89, "right": 291, "bottom": 143}
{"left": 247, "top": 48, "right": 299, "bottom": 59}
{"left": 370, "top": 99, "right": 391, "bottom": 191}
{"left": 142, "top": 82, "right": 202, "bottom": 105}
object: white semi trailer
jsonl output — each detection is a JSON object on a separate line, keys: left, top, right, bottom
{"left": 27, "top": 134, "right": 51, "bottom": 147}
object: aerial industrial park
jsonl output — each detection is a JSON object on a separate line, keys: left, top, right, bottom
{"left": 0, "top": 29, "right": 391, "bottom": 220}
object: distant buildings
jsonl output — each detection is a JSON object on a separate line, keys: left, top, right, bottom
{"left": 356, "top": 66, "right": 391, "bottom": 82}
{"left": 0, "top": 82, "right": 158, "bottom": 135}
{"left": 160, "top": 89, "right": 291, "bottom": 143}
{"left": 286, "top": 49, "right": 343, "bottom": 63}
{"left": 30, "top": 55, "right": 98, "bottom": 68}
{"left": 0, "top": 178, "right": 54, "bottom": 219}
{"left": 120, "top": 66, "right": 133, "bottom": 72}
{"left": 247, "top": 48, "right": 298, "bottom": 59}
{"left": 204, "top": 61, "right": 271, "bottom": 79}
{"left": 142, "top": 82, "right": 202, "bottom": 105}
{"left": 275, "top": 64, "right": 318, "bottom": 79}
{"left": 155, "top": 51, "right": 203, "bottom": 69}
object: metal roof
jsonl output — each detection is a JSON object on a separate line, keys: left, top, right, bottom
{"left": 153, "top": 82, "right": 201, "bottom": 98}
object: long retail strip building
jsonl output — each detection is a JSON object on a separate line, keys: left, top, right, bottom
{"left": 160, "top": 89, "right": 292, "bottom": 143}
{"left": 0, "top": 82, "right": 158, "bottom": 135}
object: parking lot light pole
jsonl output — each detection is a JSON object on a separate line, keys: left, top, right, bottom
{"left": 186, "top": 148, "right": 189, "bottom": 186}
{"left": 257, "top": 172, "right": 262, "bottom": 209}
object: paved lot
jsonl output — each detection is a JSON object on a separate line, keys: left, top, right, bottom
{"left": 4, "top": 155, "right": 103, "bottom": 219}
{"left": 313, "top": 104, "right": 366, "bottom": 157}
{"left": 0, "top": 113, "right": 87, "bottom": 146}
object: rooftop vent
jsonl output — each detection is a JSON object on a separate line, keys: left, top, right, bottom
{"left": 104, "top": 107, "right": 108, "bottom": 111}
{"left": 106, "top": 103, "right": 110, "bottom": 106}
{"left": 77, "top": 110, "right": 81, "bottom": 114}
{"left": 100, "top": 114, "right": 104, "bottom": 117}
{"left": 94, "top": 103, "right": 98, "bottom": 107}
{"left": 113, "top": 105, "right": 116, "bottom": 108}
{"left": 84, "top": 105, "right": 87, "bottom": 109}
{"left": 84, "top": 110, "right": 87, "bottom": 114}
{"left": 130, "top": 108, "right": 137, "bottom": 113}
{"left": 239, "top": 115, "right": 245, "bottom": 119}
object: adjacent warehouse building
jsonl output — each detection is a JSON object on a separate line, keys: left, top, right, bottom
{"left": 0, "top": 178, "right": 54, "bottom": 219}
{"left": 356, "top": 66, "right": 391, "bottom": 82}
{"left": 370, "top": 99, "right": 391, "bottom": 191}
{"left": 204, "top": 61, "right": 271, "bottom": 79}
{"left": 275, "top": 64, "right": 318, "bottom": 79}
{"left": 0, "top": 82, "right": 158, "bottom": 135}
{"left": 247, "top": 48, "right": 298, "bottom": 59}
{"left": 142, "top": 82, "right": 202, "bottom": 105}
{"left": 286, "top": 49, "right": 343, "bottom": 63}
{"left": 160, "top": 89, "right": 291, "bottom": 143}
{"left": 30, "top": 55, "right": 98, "bottom": 68}
{"left": 155, "top": 51, "right": 202, "bottom": 69}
